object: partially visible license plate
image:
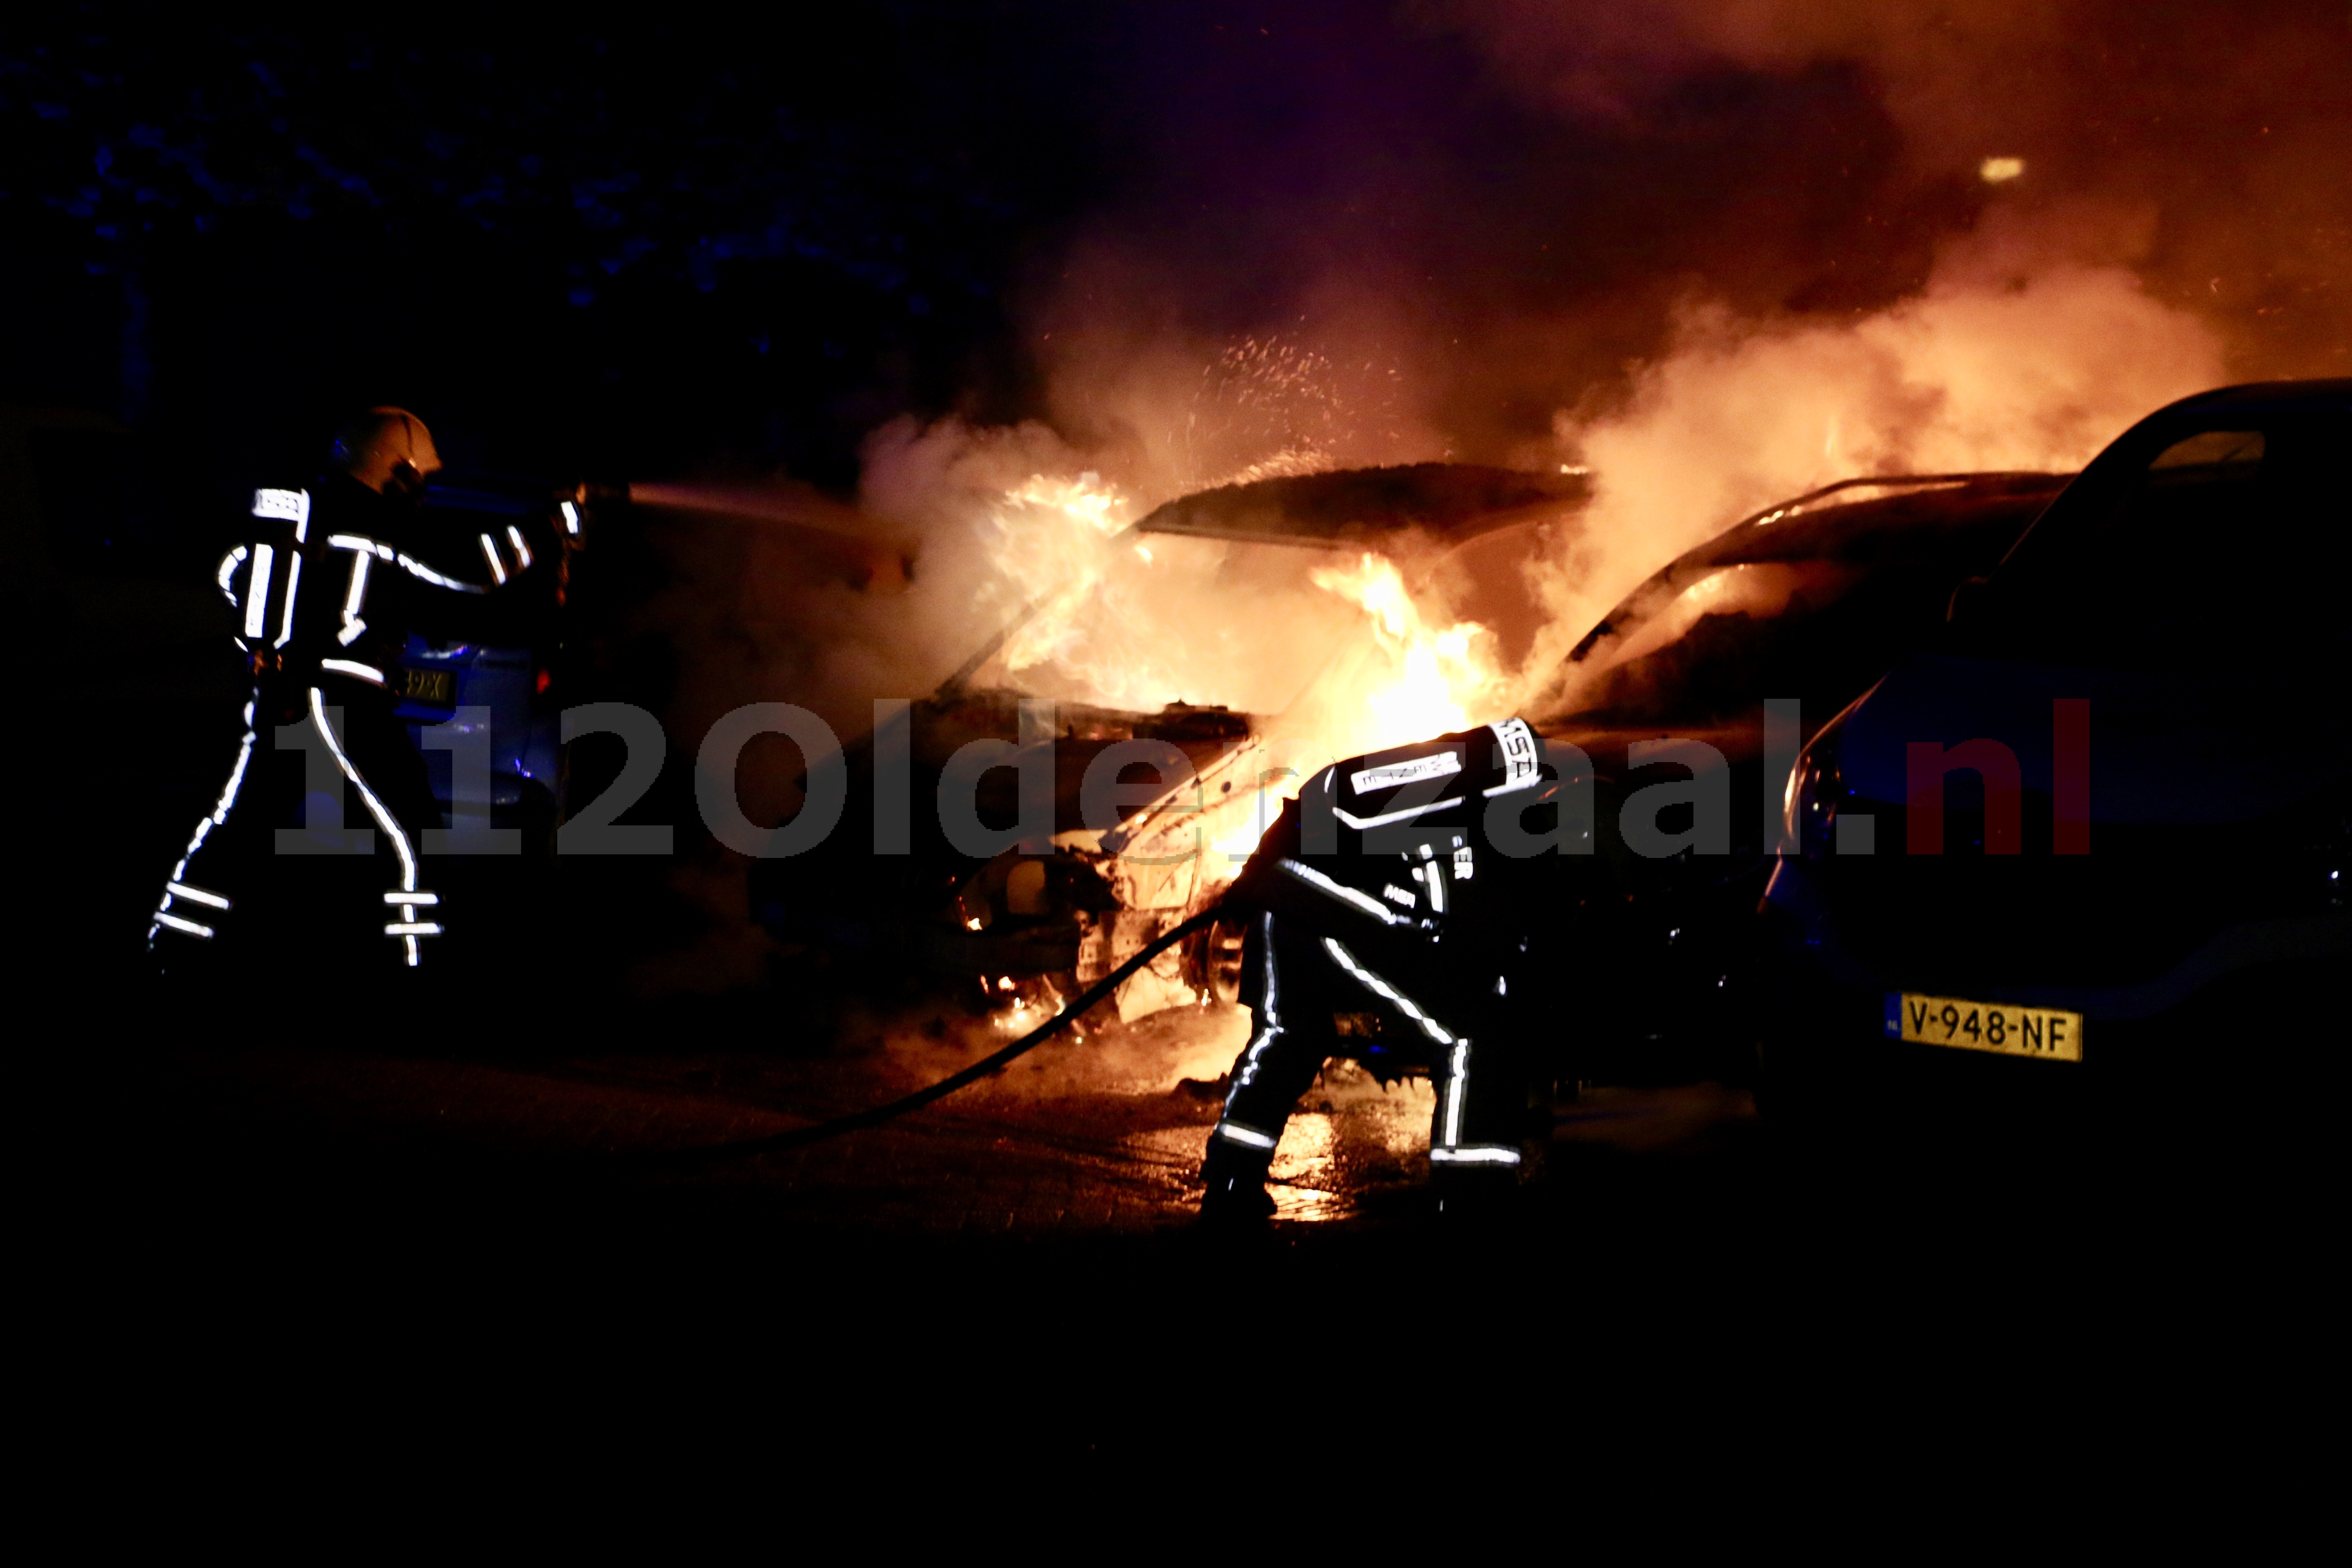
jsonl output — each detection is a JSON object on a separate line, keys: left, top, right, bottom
{"left": 397, "top": 667, "right": 456, "bottom": 705}
{"left": 1887, "top": 992, "right": 2083, "bottom": 1063}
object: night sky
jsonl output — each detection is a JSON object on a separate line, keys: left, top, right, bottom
{"left": 7, "top": 3, "right": 2347, "bottom": 502}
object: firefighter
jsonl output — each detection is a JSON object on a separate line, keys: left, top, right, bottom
{"left": 1201, "top": 720, "right": 1571, "bottom": 1222}
{"left": 146, "top": 407, "right": 547, "bottom": 980}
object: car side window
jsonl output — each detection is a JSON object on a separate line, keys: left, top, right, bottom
{"left": 2149, "top": 429, "right": 2264, "bottom": 472}
{"left": 1992, "top": 413, "right": 2347, "bottom": 668}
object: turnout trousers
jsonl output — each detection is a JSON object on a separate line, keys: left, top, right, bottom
{"left": 147, "top": 677, "right": 446, "bottom": 977}
{"left": 1209, "top": 911, "right": 1535, "bottom": 1180}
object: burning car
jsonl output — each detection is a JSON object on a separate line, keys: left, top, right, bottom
{"left": 748, "top": 462, "right": 1586, "bottom": 1016}
{"left": 1758, "top": 379, "right": 2352, "bottom": 1147}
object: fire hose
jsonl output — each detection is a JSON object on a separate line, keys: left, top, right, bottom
{"left": 639, "top": 906, "right": 1225, "bottom": 1166}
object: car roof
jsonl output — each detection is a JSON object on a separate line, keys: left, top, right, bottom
{"left": 1693, "top": 472, "right": 2072, "bottom": 568}
{"left": 2146, "top": 377, "right": 2352, "bottom": 422}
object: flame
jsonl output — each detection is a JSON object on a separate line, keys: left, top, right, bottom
{"left": 983, "top": 470, "right": 1256, "bottom": 710}
{"left": 1210, "top": 790, "right": 1277, "bottom": 868}
{"left": 1005, "top": 472, "right": 1123, "bottom": 534}
{"left": 1200, "top": 548, "right": 1513, "bottom": 884}
{"left": 970, "top": 474, "right": 1510, "bottom": 902}
{"left": 1308, "top": 552, "right": 1504, "bottom": 749}
{"left": 975, "top": 469, "right": 1400, "bottom": 718}
{"left": 987, "top": 471, "right": 1134, "bottom": 677}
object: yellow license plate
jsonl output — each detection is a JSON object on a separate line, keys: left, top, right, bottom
{"left": 398, "top": 667, "right": 456, "bottom": 704}
{"left": 1886, "top": 992, "right": 2083, "bottom": 1063}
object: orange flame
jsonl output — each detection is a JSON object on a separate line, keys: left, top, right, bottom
{"left": 1308, "top": 551, "right": 1505, "bottom": 751}
{"left": 986, "top": 471, "right": 1136, "bottom": 679}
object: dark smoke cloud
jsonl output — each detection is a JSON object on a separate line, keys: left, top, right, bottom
{"left": 1440, "top": 0, "right": 2350, "bottom": 361}
{"left": 1027, "top": 0, "right": 2346, "bottom": 475}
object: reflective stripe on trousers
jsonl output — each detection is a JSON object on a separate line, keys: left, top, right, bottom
{"left": 1214, "top": 913, "right": 1286, "bottom": 1152}
{"left": 147, "top": 687, "right": 443, "bottom": 968}
{"left": 305, "top": 687, "right": 438, "bottom": 967}
{"left": 148, "top": 697, "right": 259, "bottom": 948}
{"left": 1213, "top": 914, "right": 1523, "bottom": 1171}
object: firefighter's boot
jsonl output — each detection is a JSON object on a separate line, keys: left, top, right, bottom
{"left": 1430, "top": 1162, "right": 1522, "bottom": 1226}
{"left": 1198, "top": 1138, "right": 1276, "bottom": 1225}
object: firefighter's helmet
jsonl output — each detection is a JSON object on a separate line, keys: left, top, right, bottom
{"left": 332, "top": 407, "right": 442, "bottom": 496}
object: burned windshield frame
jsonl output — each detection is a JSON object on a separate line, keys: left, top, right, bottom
{"left": 1533, "top": 559, "right": 1863, "bottom": 727}
{"left": 1544, "top": 475, "right": 2072, "bottom": 725}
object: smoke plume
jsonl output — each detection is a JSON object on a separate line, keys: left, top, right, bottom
{"left": 639, "top": 0, "right": 2346, "bottom": 995}
{"left": 1519, "top": 252, "right": 2227, "bottom": 681}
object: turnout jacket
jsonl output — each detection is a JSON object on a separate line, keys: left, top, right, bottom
{"left": 217, "top": 473, "right": 553, "bottom": 705}
{"left": 1225, "top": 718, "right": 1599, "bottom": 968}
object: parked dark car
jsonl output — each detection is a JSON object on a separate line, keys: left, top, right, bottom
{"left": 1759, "top": 379, "right": 2351, "bottom": 1146}
{"left": 1521, "top": 469, "right": 2078, "bottom": 1084}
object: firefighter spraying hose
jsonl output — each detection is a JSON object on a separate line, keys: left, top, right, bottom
{"left": 149, "top": 408, "right": 556, "bottom": 981}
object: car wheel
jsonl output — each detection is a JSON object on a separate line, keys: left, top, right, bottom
{"left": 1197, "top": 914, "right": 1249, "bottom": 1006}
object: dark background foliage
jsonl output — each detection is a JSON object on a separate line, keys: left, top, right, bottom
{"left": 3, "top": 5, "right": 1123, "bottom": 493}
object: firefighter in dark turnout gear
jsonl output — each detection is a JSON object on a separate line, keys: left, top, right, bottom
{"left": 1202, "top": 718, "right": 1583, "bottom": 1220}
{"left": 147, "top": 407, "right": 549, "bottom": 975}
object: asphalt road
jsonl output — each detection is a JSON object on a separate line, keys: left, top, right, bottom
{"left": 93, "top": 987, "right": 1762, "bottom": 1234}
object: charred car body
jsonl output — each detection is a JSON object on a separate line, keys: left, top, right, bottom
{"left": 1760, "top": 380, "right": 2352, "bottom": 1144}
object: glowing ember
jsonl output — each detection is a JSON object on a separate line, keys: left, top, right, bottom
{"left": 1978, "top": 156, "right": 2026, "bottom": 184}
